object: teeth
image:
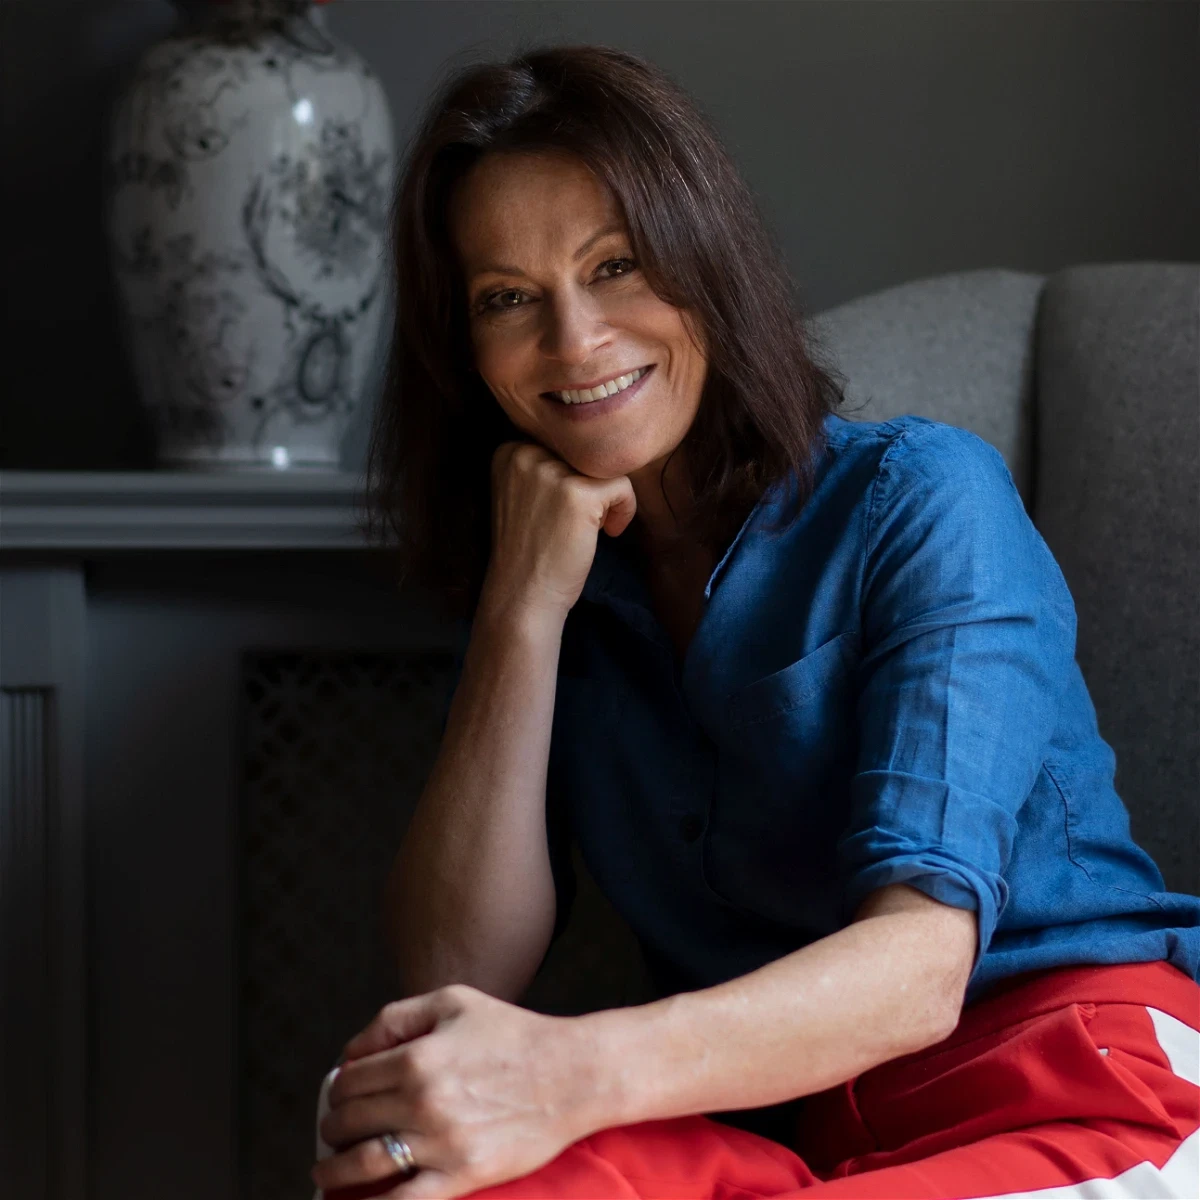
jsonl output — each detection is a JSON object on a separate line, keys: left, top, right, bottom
{"left": 556, "top": 366, "right": 646, "bottom": 404}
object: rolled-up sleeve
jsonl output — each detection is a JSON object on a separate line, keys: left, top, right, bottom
{"left": 838, "top": 422, "right": 1078, "bottom": 966}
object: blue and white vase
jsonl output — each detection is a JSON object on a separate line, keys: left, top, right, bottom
{"left": 105, "top": 1, "right": 394, "bottom": 470}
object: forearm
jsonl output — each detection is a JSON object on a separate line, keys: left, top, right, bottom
{"left": 387, "top": 606, "right": 564, "bottom": 1003}
{"left": 570, "top": 886, "right": 976, "bottom": 1131}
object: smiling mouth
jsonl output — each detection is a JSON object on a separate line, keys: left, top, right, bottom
{"left": 541, "top": 364, "right": 653, "bottom": 404}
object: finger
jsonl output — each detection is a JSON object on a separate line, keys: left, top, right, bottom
{"left": 379, "top": 1167, "right": 463, "bottom": 1199}
{"left": 601, "top": 479, "right": 637, "bottom": 538}
{"left": 328, "top": 1045, "right": 410, "bottom": 1106}
{"left": 341, "top": 993, "right": 444, "bottom": 1063}
{"left": 312, "top": 1131, "right": 431, "bottom": 1194}
{"left": 324, "top": 1181, "right": 404, "bottom": 1200}
{"left": 495, "top": 438, "right": 546, "bottom": 470}
{"left": 490, "top": 441, "right": 521, "bottom": 478}
{"left": 320, "top": 1091, "right": 415, "bottom": 1152}
{"left": 322, "top": 1173, "right": 414, "bottom": 1200}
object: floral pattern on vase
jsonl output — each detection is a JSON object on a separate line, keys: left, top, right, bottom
{"left": 106, "top": 5, "right": 394, "bottom": 468}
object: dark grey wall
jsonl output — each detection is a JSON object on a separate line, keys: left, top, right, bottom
{"left": 3, "top": 0, "right": 1197, "bottom": 469}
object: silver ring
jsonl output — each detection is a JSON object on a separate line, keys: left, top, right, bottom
{"left": 380, "top": 1131, "right": 417, "bottom": 1175}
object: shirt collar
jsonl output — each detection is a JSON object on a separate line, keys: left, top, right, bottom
{"left": 579, "top": 412, "right": 837, "bottom": 621}
{"left": 579, "top": 470, "right": 788, "bottom": 616}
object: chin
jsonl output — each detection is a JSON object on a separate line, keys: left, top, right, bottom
{"left": 550, "top": 426, "right": 669, "bottom": 479}
{"left": 561, "top": 447, "right": 656, "bottom": 481}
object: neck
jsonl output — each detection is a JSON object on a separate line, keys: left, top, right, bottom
{"left": 626, "top": 451, "right": 698, "bottom": 551}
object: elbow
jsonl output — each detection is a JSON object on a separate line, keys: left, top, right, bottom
{"left": 925, "top": 986, "right": 966, "bottom": 1048}
{"left": 886, "top": 897, "right": 977, "bottom": 1053}
{"left": 890, "top": 974, "right": 967, "bottom": 1059}
{"left": 913, "top": 947, "right": 973, "bottom": 1051}
{"left": 854, "top": 883, "right": 977, "bottom": 1052}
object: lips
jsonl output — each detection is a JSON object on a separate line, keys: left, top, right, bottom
{"left": 541, "top": 364, "right": 653, "bottom": 400}
{"left": 541, "top": 362, "right": 654, "bottom": 421}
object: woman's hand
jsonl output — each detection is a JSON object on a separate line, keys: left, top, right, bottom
{"left": 478, "top": 441, "right": 637, "bottom": 627}
{"left": 312, "top": 984, "right": 598, "bottom": 1200}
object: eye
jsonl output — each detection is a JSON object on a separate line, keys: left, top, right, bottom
{"left": 474, "top": 258, "right": 637, "bottom": 315}
{"left": 478, "top": 287, "right": 526, "bottom": 314}
{"left": 599, "top": 257, "right": 637, "bottom": 278}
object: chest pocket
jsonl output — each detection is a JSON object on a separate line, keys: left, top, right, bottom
{"left": 703, "top": 630, "right": 860, "bottom": 931}
{"left": 727, "top": 629, "right": 859, "bottom": 731}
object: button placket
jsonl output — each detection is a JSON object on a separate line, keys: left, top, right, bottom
{"left": 672, "top": 731, "right": 716, "bottom": 857}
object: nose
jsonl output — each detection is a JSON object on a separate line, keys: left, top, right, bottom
{"left": 539, "top": 287, "right": 613, "bottom": 366}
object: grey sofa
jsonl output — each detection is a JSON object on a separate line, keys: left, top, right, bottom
{"left": 523, "top": 261, "right": 1200, "bottom": 1016}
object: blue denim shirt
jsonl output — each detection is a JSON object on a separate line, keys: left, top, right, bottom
{"left": 541, "top": 412, "right": 1199, "bottom": 1003}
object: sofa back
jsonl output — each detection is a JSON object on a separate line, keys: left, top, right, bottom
{"left": 1033, "top": 264, "right": 1198, "bottom": 895}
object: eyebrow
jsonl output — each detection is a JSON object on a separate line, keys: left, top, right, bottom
{"left": 467, "top": 222, "right": 627, "bottom": 282}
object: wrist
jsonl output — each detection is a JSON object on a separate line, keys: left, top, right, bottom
{"left": 558, "top": 996, "right": 677, "bottom": 1136}
{"left": 474, "top": 588, "right": 569, "bottom": 642}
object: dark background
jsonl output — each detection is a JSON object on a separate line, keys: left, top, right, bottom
{"left": 3, "top": 0, "right": 1197, "bottom": 469}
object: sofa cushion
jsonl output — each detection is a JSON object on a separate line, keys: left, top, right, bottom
{"left": 1033, "top": 262, "right": 1199, "bottom": 895}
{"left": 809, "top": 267, "right": 1045, "bottom": 504}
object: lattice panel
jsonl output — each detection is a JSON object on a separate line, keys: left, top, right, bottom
{"left": 238, "top": 650, "right": 454, "bottom": 1200}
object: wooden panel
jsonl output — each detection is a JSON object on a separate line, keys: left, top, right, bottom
{"left": 1, "top": 686, "right": 51, "bottom": 1197}
{"left": 0, "top": 567, "right": 87, "bottom": 1200}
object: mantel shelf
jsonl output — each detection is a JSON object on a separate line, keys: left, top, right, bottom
{"left": 0, "top": 469, "right": 370, "bottom": 551}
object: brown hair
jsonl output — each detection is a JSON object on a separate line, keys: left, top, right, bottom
{"left": 365, "top": 43, "right": 848, "bottom": 618}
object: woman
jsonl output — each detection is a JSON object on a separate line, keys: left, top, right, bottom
{"left": 312, "top": 44, "right": 1199, "bottom": 1200}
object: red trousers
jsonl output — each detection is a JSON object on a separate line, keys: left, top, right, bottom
{"left": 328, "top": 960, "right": 1200, "bottom": 1198}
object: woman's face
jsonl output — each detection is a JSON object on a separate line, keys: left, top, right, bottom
{"left": 449, "top": 151, "right": 707, "bottom": 484}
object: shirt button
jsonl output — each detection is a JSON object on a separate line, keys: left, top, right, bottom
{"left": 679, "top": 815, "right": 704, "bottom": 842}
